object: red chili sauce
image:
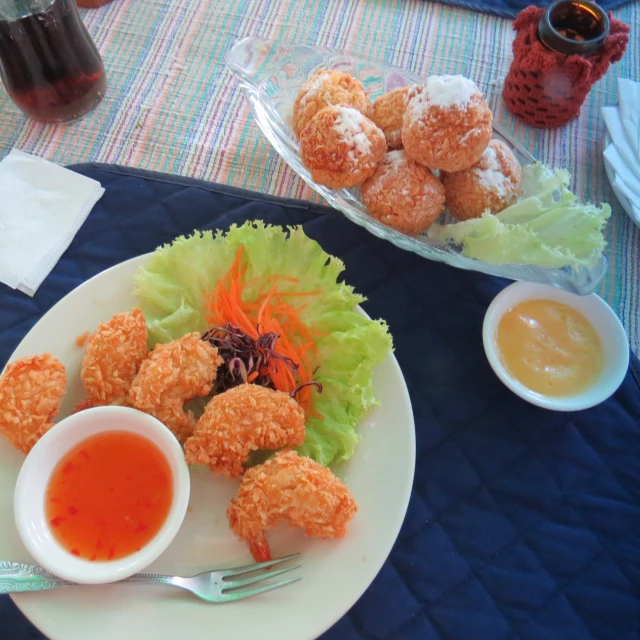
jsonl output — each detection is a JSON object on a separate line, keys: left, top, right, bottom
{"left": 45, "top": 431, "right": 173, "bottom": 562}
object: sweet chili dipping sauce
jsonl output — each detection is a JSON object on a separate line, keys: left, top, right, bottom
{"left": 46, "top": 431, "right": 173, "bottom": 561}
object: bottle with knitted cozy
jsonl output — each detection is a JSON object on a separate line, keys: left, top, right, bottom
{"left": 502, "top": 5, "right": 629, "bottom": 129}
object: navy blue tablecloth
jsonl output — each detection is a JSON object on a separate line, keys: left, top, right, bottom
{"left": 2, "top": 164, "right": 639, "bottom": 640}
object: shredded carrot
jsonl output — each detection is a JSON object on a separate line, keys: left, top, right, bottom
{"left": 203, "top": 244, "right": 325, "bottom": 414}
{"left": 257, "top": 285, "right": 277, "bottom": 330}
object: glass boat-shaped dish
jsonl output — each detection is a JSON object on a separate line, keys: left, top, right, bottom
{"left": 225, "top": 36, "right": 607, "bottom": 295}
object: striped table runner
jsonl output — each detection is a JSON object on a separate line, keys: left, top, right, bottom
{"left": 0, "top": 0, "right": 638, "bottom": 353}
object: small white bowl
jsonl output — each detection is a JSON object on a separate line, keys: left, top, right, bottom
{"left": 14, "top": 406, "right": 190, "bottom": 584}
{"left": 483, "top": 282, "right": 629, "bottom": 411}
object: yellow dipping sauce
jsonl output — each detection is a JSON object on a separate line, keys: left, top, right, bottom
{"left": 496, "top": 298, "right": 605, "bottom": 397}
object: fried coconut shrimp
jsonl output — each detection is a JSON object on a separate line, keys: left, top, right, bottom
{"left": 402, "top": 75, "right": 492, "bottom": 172}
{"left": 184, "top": 384, "right": 305, "bottom": 478}
{"left": 128, "top": 333, "right": 222, "bottom": 443}
{"left": 293, "top": 69, "right": 371, "bottom": 138}
{"left": 361, "top": 150, "right": 446, "bottom": 235}
{"left": 227, "top": 450, "right": 358, "bottom": 561}
{"left": 441, "top": 139, "right": 523, "bottom": 221}
{"left": 80, "top": 309, "right": 148, "bottom": 407}
{"left": 300, "top": 104, "right": 386, "bottom": 189}
{"left": 370, "top": 86, "right": 411, "bottom": 150}
{"left": 0, "top": 355, "right": 66, "bottom": 453}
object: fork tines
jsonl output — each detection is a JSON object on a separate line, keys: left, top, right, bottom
{"left": 220, "top": 553, "right": 302, "bottom": 601}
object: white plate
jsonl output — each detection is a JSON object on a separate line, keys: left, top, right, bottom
{"left": 603, "top": 131, "right": 640, "bottom": 230}
{"left": 1, "top": 255, "right": 415, "bottom": 640}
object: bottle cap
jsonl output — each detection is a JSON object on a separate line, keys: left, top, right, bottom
{"left": 539, "top": 0, "right": 610, "bottom": 56}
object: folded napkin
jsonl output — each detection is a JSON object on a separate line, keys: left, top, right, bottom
{"left": 602, "top": 78, "right": 640, "bottom": 224}
{"left": 604, "top": 144, "right": 640, "bottom": 197}
{"left": 0, "top": 150, "right": 104, "bottom": 296}
{"left": 618, "top": 78, "right": 640, "bottom": 159}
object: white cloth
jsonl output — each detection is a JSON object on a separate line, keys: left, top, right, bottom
{"left": 602, "top": 80, "right": 640, "bottom": 225}
{"left": 0, "top": 150, "right": 104, "bottom": 296}
{"left": 618, "top": 78, "right": 640, "bottom": 160}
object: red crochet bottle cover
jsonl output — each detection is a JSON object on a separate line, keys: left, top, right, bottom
{"left": 503, "top": 6, "right": 629, "bottom": 129}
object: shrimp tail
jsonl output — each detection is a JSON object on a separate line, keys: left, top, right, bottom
{"left": 247, "top": 536, "right": 272, "bottom": 563}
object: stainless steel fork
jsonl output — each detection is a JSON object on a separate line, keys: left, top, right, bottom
{"left": 0, "top": 554, "right": 301, "bottom": 602}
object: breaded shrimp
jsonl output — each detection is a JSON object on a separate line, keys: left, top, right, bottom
{"left": 184, "top": 384, "right": 306, "bottom": 478}
{"left": 227, "top": 450, "right": 358, "bottom": 561}
{"left": 80, "top": 309, "right": 148, "bottom": 407}
{"left": 0, "top": 354, "right": 66, "bottom": 453}
{"left": 128, "top": 333, "right": 222, "bottom": 443}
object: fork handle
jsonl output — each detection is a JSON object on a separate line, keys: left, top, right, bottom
{"left": 0, "top": 561, "right": 177, "bottom": 594}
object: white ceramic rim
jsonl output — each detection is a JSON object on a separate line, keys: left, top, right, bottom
{"left": 14, "top": 406, "right": 191, "bottom": 584}
{"left": 482, "top": 281, "right": 629, "bottom": 411}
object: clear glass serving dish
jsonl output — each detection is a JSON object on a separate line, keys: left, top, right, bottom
{"left": 225, "top": 36, "right": 607, "bottom": 295}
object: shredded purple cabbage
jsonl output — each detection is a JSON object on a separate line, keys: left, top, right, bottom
{"left": 202, "top": 323, "right": 312, "bottom": 395}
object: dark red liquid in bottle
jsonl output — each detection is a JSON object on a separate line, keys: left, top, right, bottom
{"left": 0, "top": 0, "right": 106, "bottom": 123}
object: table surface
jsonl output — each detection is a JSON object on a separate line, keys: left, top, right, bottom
{"left": 0, "top": 0, "right": 638, "bottom": 354}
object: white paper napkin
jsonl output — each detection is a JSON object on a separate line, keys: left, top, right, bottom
{"left": 0, "top": 150, "right": 104, "bottom": 296}
{"left": 603, "top": 144, "right": 640, "bottom": 197}
{"left": 618, "top": 78, "right": 640, "bottom": 159}
{"left": 601, "top": 82, "right": 640, "bottom": 226}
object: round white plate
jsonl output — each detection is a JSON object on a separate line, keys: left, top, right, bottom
{"left": 1, "top": 255, "right": 415, "bottom": 640}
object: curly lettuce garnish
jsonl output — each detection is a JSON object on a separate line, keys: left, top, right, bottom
{"left": 430, "top": 163, "right": 611, "bottom": 269}
{"left": 133, "top": 221, "right": 393, "bottom": 467}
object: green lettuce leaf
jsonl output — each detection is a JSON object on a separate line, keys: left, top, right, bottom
{"left": 429, "top": 163, "right": 611, "bottom": 270}
{"left": 298, "top": 319, "right": 391, "bottom": 465}
{"left": 133, "top": 221, "right": 393, "bottom": 467}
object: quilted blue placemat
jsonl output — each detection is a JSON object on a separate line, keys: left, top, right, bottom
{"left": 1, "top": 164, "right": 640, "bottom": 640}
{"left": 432, "top": 0, "right": 633, "bottom": 19}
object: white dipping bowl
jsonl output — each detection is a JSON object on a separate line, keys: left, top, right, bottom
{"left": 483, "top": 282, "right": 629, "bottom": 411}
{"left": 14, "top": 406, "right": 190, "bottom": 584}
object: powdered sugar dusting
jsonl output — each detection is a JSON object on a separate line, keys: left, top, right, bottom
{"left": 473, "top": 146, "right": 507, "bottom": 196}
{"left": 409, "top": 75, "right": 481, "bottom": 117}
{"left": 426, "top": 75, "right": 480, "bottom": 107}
{"left": 300, "top": 73, "right": 328, "bottom": 107}
{"left": 382, "top": 150, "right": 407, "bottom": 171}
{"left": 333, "top": 106, "right": 372, "bottom": 157}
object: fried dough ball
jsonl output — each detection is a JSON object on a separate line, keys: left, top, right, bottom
{"left": 402, "top": 75, "right": 493, "bottom": 172}
{"left": 80, "top": 309, "right": 148, "bottom": 407}
{"left": 293, "top": 70, "right": 371, "bottom": 138}
{"left": 370, "top": 86, "right": 411, "bottom": 150}
{"left": 227, "top": 450, "right": 358, "bottom": 561}
{"left": 442, "top": 139, "right": 523, "bottom": 221}
{"left": 300, "top": 105, "right": 386, "bottom": 189}
{"left": 128, "top": 333, "right": 222, "bottom": 444}
{"left": 361, "top": 150, "right": 446, "bottom": 235}
{"left": 184, "top": 384, "right": 306, "bottom": 478}
{"left": 0, "top": 354, "right": 66, "bottom": 453}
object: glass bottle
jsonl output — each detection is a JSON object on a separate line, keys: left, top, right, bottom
{"left": 0, "top": 0, "right": 106, "bottom": 123}
{"left": 538, "top": 0, "right": 609, "bottom": 56}
{"left": 502, "top": 1, "right": 628, "bottom": 129}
